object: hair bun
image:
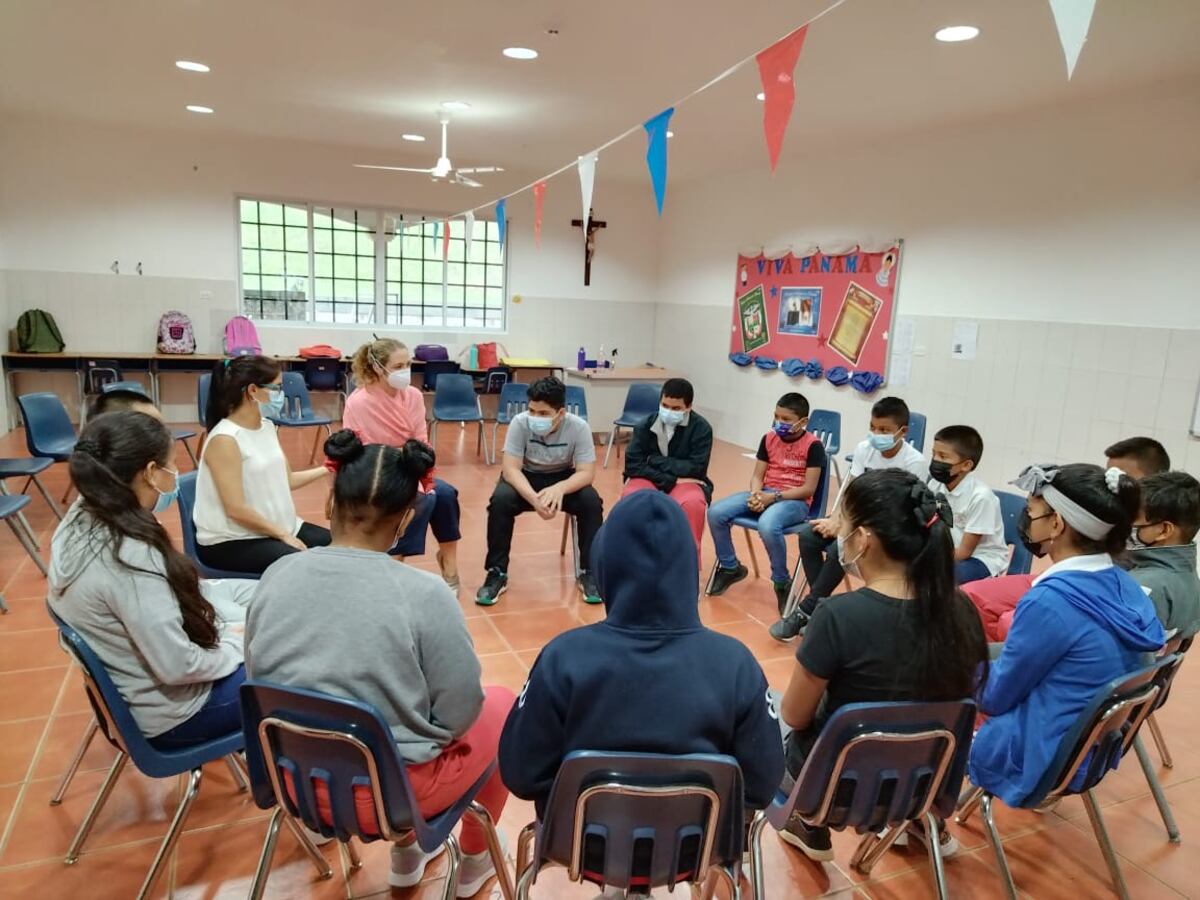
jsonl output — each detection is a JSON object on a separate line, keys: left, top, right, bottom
{"left": 908, "top": 480, "right": 954, "bottom": 532}
{"left": 1104, "top": 466, "right": 1125, "bottom": 495}
{"left": 323, "top": 429, "right": 365, "bottom": 465}
{"left": 398, "top": 439, "right": 436, "bottom": 477}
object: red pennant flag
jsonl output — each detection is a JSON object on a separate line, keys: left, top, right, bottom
{"left": 756, "top": 25, "right": 808, "bottom": 172}
{"left": 533, "top": 181, "right": 547, "bottom": 248}
{"left": 442, "top": 218, "right": 450, "bottom": 260}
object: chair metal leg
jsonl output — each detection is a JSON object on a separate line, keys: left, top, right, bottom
{"left": 136, "top": 767, "right": 204, "bottom": 900}
{"left": 1, "top": 480, "right": 39, "bottom": 550}
{"left": 979, "top": 793, "right": 1018, "bottom": 900}
{"left": 0, "top": 591, "right": 6, "bottom": 613}
{"left": 955, "top": 784, "right": 984, "bottom": 825}
{"left": 603, "top": 426, "right": 620, "bottom": 469}
{"left": 248, "top": 807, "right": 285, "bottom": 900}
{"left": 339, "top": 837, "right": 362, "bottom": 871}
{"left": 1146, "top": 715, "right": 1173, "bottom": 768}
{"left": 559, "top": 517, "right": 569, "bottom": 555}
{"left": 515, "top": 822, "right": 536, "bottom": 898}
{"left": 1082, "top": 788, "right": 1131, "bottom": 900}
{"left": 441, "top": 831, "right": 463, "bottom": 900}
{"left": 61, "top": 482, "right": 75, "bottom": 507}
{"left": 851, "top": 822, "right": 906, "bottom": 874}
{"left": 431, "top": 419, "right": 439, "bottom": 451}
{"left": 1133, "top": 734, "right": 1180, "bottom": 842}
{"left": 491, "top": 423, "right": 501, "bottom": 465}
{"left": 7, "top": 516, "right": 47, "bottom": 576}
{"left": 924, "top": 812, "right": 950, "bottom": 900}
{"left": 515, "top": 853, "right": 538, "bottom": 900}
{"left": 50, "top": 717, "right": 99, "bottom": 805}
{"left": 224, "top": 753, "right": 250, "bottom": 793}
{"left": 468, "top": 799, "right": 515, "bottom": 900}
{"left": 704, "top": 560, "right": 719, "bottom": 596}
{"left": 741, "top": 528, "right": 761, "bottom": 579}
{"left": 281, "top": 813, "right": 335, "bottom": 878}
{"left": 65, "top": 752, "right": 127, "bottom": 862}
{"left": 179, "top": 437, "right": 198, "bottom": 467}
{"left": 747, "top": 810, "right": 769, "bottom": 900}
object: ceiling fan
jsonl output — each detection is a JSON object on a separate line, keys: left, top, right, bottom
{"left": 354, "top": 113, "right": 504, "bottom": 188}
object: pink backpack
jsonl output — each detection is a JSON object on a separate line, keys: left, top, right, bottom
{"left": 156, "top": 311, "right": 195, "bottom": 354}
{"left": 223, "top": 315, "right": 262, "bottom": 357}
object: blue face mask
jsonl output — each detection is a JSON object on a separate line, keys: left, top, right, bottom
{"left": 151, "top": 467, "right": 179, "bottom": 514}
{"left": 257, "top": 386, "right": 286, "bottom": 419}
{"left": 868, "top": 431, "right": 899, "bottom": 452}
{"left": 527, "top": 413, "right": 555, "bottom": 435}
{"left": 773, "top": 420, "right": 797, "bottom": 439}
{"left": 659, "top": 406, "right": 686, "bottom": 426}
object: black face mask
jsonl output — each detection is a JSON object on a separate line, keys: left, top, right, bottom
{"left": 929, "top": 460, "right": 956, "bottom": 485}
{"left": 1017, "top": 509, "right": 1051, "bottom": 558}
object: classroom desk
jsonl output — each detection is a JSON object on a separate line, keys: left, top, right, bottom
{"left": 565, "top": 367, "right": 682, "bottom": 433}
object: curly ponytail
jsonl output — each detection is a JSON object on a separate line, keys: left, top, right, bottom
{"left": 70, "top": 412, "right": 218, "bottom": 648}
{"left": 350, "top": 338, "right": 406, "bottom": 387}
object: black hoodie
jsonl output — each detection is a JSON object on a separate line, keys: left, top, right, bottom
{"left": 498, "top": 490, "right": 784, "bottom": 815}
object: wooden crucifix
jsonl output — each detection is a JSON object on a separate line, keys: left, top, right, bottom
{"left": 570, "top": 207, "right": 606, "bottom": 286}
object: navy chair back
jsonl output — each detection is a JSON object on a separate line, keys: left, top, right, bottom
{"left": 996, "top": 490, "right": 1033, "bottom": 576}
{"left": 807, "top": 409, "right": 842, "bottom": 456}
{"left": 768, "top": 700, "right": 976, "bottom": 834}
{"left": 83, "top": 358, "right": 124, "bottom": 395}
{"left": 906, "top": 412, "right": 927, "bottom": 453}
{"left": 422, "top": 360, "right": 461, "bottom": 392}
{"left": 483, "top": 366, "right": 511, "bottom": 394}
{"left": 433, "top": 374, "right": 482, "bottom": 422}
{"left": 197, "top": 373, "right": 211, "bottom": 426}
{"left": 496, "top": 383, "right": 530, "bottom": 425}
{"left": 280, "top": 371, "right": 318, "bottom": 419}
{"left": 18, "top": 392, "right": 78, "bottom": 460}
{"left": 565, "top": 385, "right": 588, "bottom": 421}
{"left": 239, "top": 681, "right": 487, "bottom": 849}
{"left": 303, "top": 358, "right": 341, "bottom": 392}
{"left": 614, "top": 383, "right": 661, "bottom": 427}
{"left": 102, "top": 380, "right": 150, "bottom": 397}
{"left": 530, "top": 751, "right": 744, "bottom": 893}
{"left": 177, "top": 471, "right": 259, "bottom": 581}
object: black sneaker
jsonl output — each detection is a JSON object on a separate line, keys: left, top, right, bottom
{"left": 773, "top": 580, "right": 793, "bottom": 617}
{"left": 708, "top": 563, "right": 748, "bottom": 596}
{"left": 475, "top": 569, "right": 508, "bottom": 607}
{"left": 779, "top": 813, "right": 834, "bottom": 861}
{"left": 577, "top": 571, "right": 602, "bottom": 605}
{"left": 769, "top": 608, "right": 809, "bottom": 642}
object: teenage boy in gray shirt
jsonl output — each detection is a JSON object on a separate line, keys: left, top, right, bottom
{"left": 476, "top": 377, "right": 604, "bottom": 607}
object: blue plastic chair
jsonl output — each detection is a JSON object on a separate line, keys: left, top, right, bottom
{"left": 177, "top": 471, "right": 261, "bottom": 581}
{"left": 752, "top": 700, "right": 977, "bottom": 900}
{"left": 514, "top": 751, "right": 748, "bottom": 899}
{"left": 1132, "top": 635, "right": 1192, "bottom": 841}
{"left": 271, "top": 371, "right": 334, "bottom": 465}
{"left": 807, "top": 409, "right": 842, "bottom": 484}
{"left": 240, "top": 680, "right": 514, "bottom": 900}
{"left": 0, "top": 493, "right": 46, "bottom": 577}
{"left": 18, "top": 392, "right": 78, "bottom": 507}
{"left": 303, "top": 357, "right": 342, "bottom": 392}
{"left": 489, "top": 382, "right": 529, "bottom": 466}
{"left": 957, "top": 655, "right": 1177, "bottom": 900}
{"left": 906, "top": 412, "right": 928, "bottom": 453}
{"left": 0, "top": 455, "right": 61, "bottom": 522}
{"left": 421, "top": 359, "right": 461, "bottom": 392}
{"left": 97, "top": 381, "right": 199, "bottom": 464}
{"left": 565, "top": 385, "right": 588, "bottom": 421}
{"left": 995, "top": 490, "right": 1033, "bottom": 577}
{"left": 431, "top": 373, "right": 488, "bottom": 459}
{"left": 602, "top": 383, "right": 662, "bottom": 469}
{"left": 45, "top": 607, "right": 253, "bottom": 900}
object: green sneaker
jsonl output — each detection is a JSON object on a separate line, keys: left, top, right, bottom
{"left": 578, "top": 571, "right": 603, "bottom": 605}
{"left": 475, "top": 569, "right": 508, "bottom": 606}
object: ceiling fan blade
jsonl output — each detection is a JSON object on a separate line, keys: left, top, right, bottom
{"left": 456, "top": 166, "right": 505, "bottom": 175}
{"left": 354, "top": 164, "right": 434, "bottom": 173}
{"left": 455, "top": 175, "right": 484, "bottom": 188}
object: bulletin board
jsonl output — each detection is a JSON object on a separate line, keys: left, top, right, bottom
{"left": 729, "top": 243, "right": 903, "bottom": 376}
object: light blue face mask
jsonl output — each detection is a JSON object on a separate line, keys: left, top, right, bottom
{"left": 151, "top": 467, "right": 179, "bottom": 514}
{"left": 659, "top": 405, "right": 686, "bottom": 426}
{"left": 867, "top": 432, "right": 899, "bottom": 452}
{"left": 527, "top": 413, "right": 555, "bottom": 435}
{"left": 257, "top": 386, "right": 286, "bottom": 419}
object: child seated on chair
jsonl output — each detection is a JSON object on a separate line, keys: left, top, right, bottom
{"left": 245, "top": 430, "right": 513, "bottom": 896}
{"left": 927, "top": 425, "right": 1007, "bottom": 586}
{"left": 770, "top": 396, "right": 928, "bottom": 641}
{"left": 968, "top": 464, "right": 1164, "bottom": 808}
{"left": 498, "top": 490, "right": 784, "bottom": 822}
{"left": 476, "top": 376, "right": 604, "bottom": 607}
{"left": 707, "top": 392, "right": 826, "bottom": 613}
{"left": 775, "top": 470, "right": 987, "bottom": 862}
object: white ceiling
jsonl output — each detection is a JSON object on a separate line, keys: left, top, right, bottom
{"left": 2, "top": 0, "right": 1199, "bottom": 191}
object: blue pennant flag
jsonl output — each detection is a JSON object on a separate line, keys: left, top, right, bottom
{"left": 643, "top": 108, "right": 674, "bottom": 215}
{"left": 496, "top": 198, "right": 507, "bottom": 250}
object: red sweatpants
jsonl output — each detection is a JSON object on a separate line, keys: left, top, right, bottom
{"left": 286, "top": 685, "right": 515, "bottom": 855}
{"left": 621, "top": 478, "right": 707, "bottom": 555}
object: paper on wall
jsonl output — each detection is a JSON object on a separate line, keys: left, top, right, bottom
{"left": 888, "top": 316, "right": 916, "bottom": 386}
{"left": 951, "top": 320, "right": 979, "bottom": 361}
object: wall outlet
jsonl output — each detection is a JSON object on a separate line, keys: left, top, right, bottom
{"left": 199, "top": 291, "right": 212, "bottom": 302}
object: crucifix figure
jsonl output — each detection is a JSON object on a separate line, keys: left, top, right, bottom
{"left": 570, "top": 207, "right": 606, "bottom": 286}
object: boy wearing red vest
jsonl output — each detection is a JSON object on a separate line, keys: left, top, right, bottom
{"left": 707, "top": 393, "right": 825, "bottom": 611}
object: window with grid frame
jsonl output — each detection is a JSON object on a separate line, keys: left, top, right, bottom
{"left": 238, "top": 197, "right": 507, "bottom": 329}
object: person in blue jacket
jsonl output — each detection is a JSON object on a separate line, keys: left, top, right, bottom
{"left": 969, "top": 463, "right": 1166, "bottom": 807}
{"left": 498, "top": 489, "right": 785, "bottom": 822}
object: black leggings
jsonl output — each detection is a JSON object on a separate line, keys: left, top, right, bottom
{"left": 196, "top": 522, "right": 331, "bottom": 575}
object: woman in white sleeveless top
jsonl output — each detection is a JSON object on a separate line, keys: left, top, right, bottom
{"left": 194, "top": 355, "right": 330, "bottom": 575}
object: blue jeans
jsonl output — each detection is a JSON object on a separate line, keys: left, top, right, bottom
{"left": 391, "top": 478, "right": 462, "bottom": 557}
{"left": 955, "top": 556, "right": 991, "bottom": 586}
{"left": 149, "top": 665, "right": 246, "bottom": 749}
{"left": 707, "top": 491, "right": 811, "bottom": 583}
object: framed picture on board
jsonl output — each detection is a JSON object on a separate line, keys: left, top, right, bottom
{"left": 778, "top": 287, "right": 821, "bottom": 336}
{"left": 829, "top": 282, "right": 884, "bottom": 366}
{"left": 737, "top": 285, "right": 770, "bottom": 352}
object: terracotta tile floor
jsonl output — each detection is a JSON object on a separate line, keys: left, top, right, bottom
{"left": 0, "top": 421, "right": 1196, "bottom": 899}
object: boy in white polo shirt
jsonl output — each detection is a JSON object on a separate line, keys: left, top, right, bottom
{"left": 928, "top": 424, "right": 1007, "bottom": 585}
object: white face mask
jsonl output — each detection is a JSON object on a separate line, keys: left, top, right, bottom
{"left": 386, "top": 368, "right": 412, "bottom": 391}
{"left": 837, "top": 529, "right": 866, "bottom": 580}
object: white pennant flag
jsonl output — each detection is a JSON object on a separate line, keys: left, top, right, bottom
{"left": 464, "top": 210, "right": 475, "bottom": 260}
{"left": 578, "top": 152, "right": 598, "bottom": 232}
{"left": 1048, "top": 0, "right": 1097, "bottom": 80}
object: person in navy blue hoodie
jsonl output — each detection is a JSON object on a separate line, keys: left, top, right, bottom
{"left": 498, "top": 489, "right": 784, "bottom": 821}
{"left": 969, "top": 463, "right": 1166, "bottom": 807}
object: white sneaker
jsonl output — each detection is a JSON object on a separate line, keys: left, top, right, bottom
{"left": 390, "top": 840, "right": 446, "bottom": 888}
{"left": 455, "top": 829, "right": 509, "bottom": 898}
{"left": 889, "top": 820, "right": 959, "bottom": 858}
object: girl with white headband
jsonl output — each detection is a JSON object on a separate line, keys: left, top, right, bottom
{"left": 968, "top": 463, "right": 1165, "bottom": 806}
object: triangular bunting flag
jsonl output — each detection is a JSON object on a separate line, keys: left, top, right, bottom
{"left": 756, "top": 25, "right": 809, "bottom": 172}
{"left": 578, "top": 153, "right": 597, "bottom": 232}
{"left": 429, "top": 219, "right": 438, "bottom": 257}
{"left": 1048, "top": 0, "right": 1097, "bottom": 80}
{"left": 533, "top": 181, "right": 547, "bottom": 248}
{"left": 464, "top": 210, "right": 475, "bottom": 260}
{"left": 643, "top": 108, "right": 674, "bottom": 215}
{"left": 496, "top": 199, "right": 507, "bottom": 250}
{"left": 442, "top": 218, "right": 450, "bottom": 260}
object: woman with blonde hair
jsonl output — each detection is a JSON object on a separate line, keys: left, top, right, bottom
{"left": 342, "top": 338, "right": 462, "bottom": 588}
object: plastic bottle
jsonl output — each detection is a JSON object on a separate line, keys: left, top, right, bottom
{"left": 577, "top": 346, "right": 586, "bottom": 370}
{"left": 599, "top": 344, "right": 606, "bottom": 368}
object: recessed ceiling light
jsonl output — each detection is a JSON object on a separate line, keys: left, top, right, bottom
{"left": 756, "top": 92, "right": 765, "bottom": 101}
{"left": 502, "top": 47, "right": 538, "bottom": 60}
{"left": 666, "top": 130, "right": 675, "bottom": 138}
{"left": 175, "top": 60, "right": 210, "bottom": 73}
{"left": 401, "top": 133, "right": 426, "bottom": 142}
{"left": 440, "top": 100, "right": 471, "bottom": 111}
{"left": 934, "top": 25, "right": 980, "bottom": 42}
{"left": 186, "top": 105, "right": 214, "bottom": 114}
